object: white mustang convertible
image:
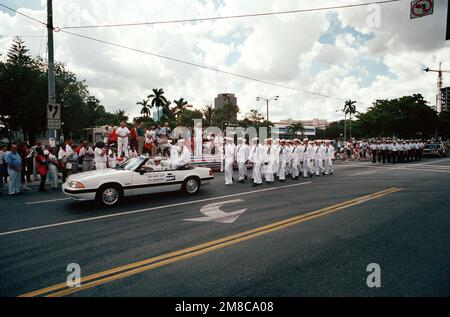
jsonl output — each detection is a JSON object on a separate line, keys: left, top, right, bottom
{"left": 62, "top": 156, "right": 214, "bottom": 207}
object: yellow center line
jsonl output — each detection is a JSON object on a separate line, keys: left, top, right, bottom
{"left": 19, "top": 187, "right": 402, "bottom": 298}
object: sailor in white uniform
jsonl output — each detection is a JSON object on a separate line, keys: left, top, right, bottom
{"left": 248, "top": 137, "right": 264, "bottom": 187}
{"left": 236, "top": 137, "right": 249, "bottom": 183}
{"left": 224, "top": 137, "right": 236, "bottom": 185}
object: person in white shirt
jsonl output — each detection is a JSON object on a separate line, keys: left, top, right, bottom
{"left": 79, "top": 141, "right": 95, "bottom": 172}
{"left": 323, "top": 140, "right": 335, "bottom": 175}
{"left": 248, "top": 137, "right": 264, "bottom": 187}
{"left": 194, "top": 123, "right": 203, "bottom": 157}
{"left": 46, "top": 149, "right": 59, "bottom": 189}
{"left": 278, "top": 140, "right": 288, "bottom": 181}
{"left": 263, "top": 138, "right": 278, "bottom": 184}
{"left": 303, "top": 140, "right": 315, "bottom": 178}
{"left": 313, "top": 140, "right": 325, "bottom": 176}
{"left": 94, "top": 141, "right": 108, "bottom": 170}
{"left": 58, "top": 145, "right": 69, "bottom": 183}
{"left": 236, "top": 137, "right": 249, "bottom": 183}
{"left": 370, "top": 140, "right": 379, "bottom": 164}
{"left": 291, "top": 139, "right": 301, "bottom": 180}
{"left": 172, "top": 139, "right": 191, "bottom": 169}
{"left": 108, "top": 149, "right": 117, "bottom": 169}
{"left": 285, "top": 140, "right": 293, "bottom": 177}
{"left": 116, "top": 122, "right": 130, "bottom": 158}
{"left": 224, "top": 137, "right": 236, "bottom": 185}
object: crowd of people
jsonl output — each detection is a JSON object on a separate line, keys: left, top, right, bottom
{"left": 223, "top": 138, "right": 335, "bottom": 186}
{"left": 334, "top": 139, "right": 427, "bottom": 163}
{"left": 1, "top": 122, "right": 446, "bottom": 197}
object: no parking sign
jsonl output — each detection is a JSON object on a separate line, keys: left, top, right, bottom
{"left": 410, "top": 0, "right": 434, "bottom": 19}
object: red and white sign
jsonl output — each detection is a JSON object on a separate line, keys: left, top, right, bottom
{"left": 410, "top": 0, "right": 434, "bottom": 19}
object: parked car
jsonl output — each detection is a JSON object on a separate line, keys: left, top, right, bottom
{"left": 62, "top": 156, "right": 214, "bottom": 207}
{"left": 422, "top": 143, "right": 448, "bottom": 158}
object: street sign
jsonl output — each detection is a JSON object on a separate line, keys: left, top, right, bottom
{"left": 410, "top": 0, "right": 433, "bottom": 19}
{"left": 47, "top": 102, "right": 61, "bottom": 120}
{"left": 47, "top": 118, "right": 61, "bottom": 130}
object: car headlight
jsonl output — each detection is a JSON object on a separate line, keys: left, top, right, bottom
{"left": 69, "top": 181, "right": 86, "bottom": 189}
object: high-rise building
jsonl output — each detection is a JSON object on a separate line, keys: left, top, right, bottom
{"left": 441, "top": 87, "right": 450, "bottom": 112}
{"left": 214, "top": 93, "right": 238, "bottom": 121}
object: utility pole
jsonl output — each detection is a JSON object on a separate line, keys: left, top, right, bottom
{"left": 447, "top": 0, "right": 450, "bottom": 41}
{"left": 47, "top": 0, "right": 58, "bottom": 144}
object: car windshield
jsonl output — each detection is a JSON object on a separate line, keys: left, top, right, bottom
{"left": 425, "top": 144, "right": 438, "bottom": 150}
{"left": 118, "top": 157, "right": 146, "bottom": 171}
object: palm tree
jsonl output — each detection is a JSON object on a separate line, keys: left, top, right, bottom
{"left": 148, "top": 88, "right": 168, "bottom": 122}
{"left": 173, "top": 98, "right": 189, "bottom": 118}
{"left": 114, "top": 109, "right": 129, "bottom": 125}
{"left": 136, "top": 99, "right": 151, "bottom": 117}
{"left": 288, "top": 122, "right": 305, "bottom": 138}
{"left": 202, "top": 105, "right": 217, "bottom": 126}
{"left": 343, "top": 100, "right": 357, "bottom": 139}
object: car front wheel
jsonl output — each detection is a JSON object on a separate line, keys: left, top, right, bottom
{"left": 182, "top": 177, "right": 200, "bottom": 195}
{"left": 96, "top": 184, "right": 123, "bottom": 207}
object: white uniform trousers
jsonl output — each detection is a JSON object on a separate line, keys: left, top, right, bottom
{"left": 303, "top": 159, "right": 314, "bottom": 177}
{"left": 264, "top": 163, "right": 275, "bottom": 183}
{"left": 225, "top": 160, "right": 234, "bottom": 185}
{"left": 292, "top": 159, "right": 300, "bottom": 178}
{"left": 324, "top": 158, "right": 334, "bottom": 175}
{"left": 117, "top": 138, "right": 129, "bottom": 158}
{"left": 314, "top": 158, "right": 324, "bottom": 176}
{"left": 237, "top": 161, "right": 247, "bottom": 181}
{"left": 279, "top": 160, "right": 287, "bottom": 181}
{"left": 252, "top": 161, "right": 263, "bottom": 184}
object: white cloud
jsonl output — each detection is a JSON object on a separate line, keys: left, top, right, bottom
{"left": 0, "top": 0, "right": 449, "bottom": 123}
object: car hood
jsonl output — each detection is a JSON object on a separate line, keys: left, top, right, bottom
{"left": 67, "top": 168, "right": 129, "bottom": 182}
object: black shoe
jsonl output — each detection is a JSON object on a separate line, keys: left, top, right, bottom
{"left": 252, "top": 183, "right": 258, "bottom": 187}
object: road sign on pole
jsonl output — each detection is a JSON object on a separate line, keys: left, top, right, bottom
{"left": 410, "top": 0, "right": 434, "bottom": 19}
{"left": 47, "top": 102, "right": 60, "bottom": 120}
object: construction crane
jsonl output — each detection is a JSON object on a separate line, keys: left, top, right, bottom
{"left": 423, "top": 63, "right": 450, "bottom": 113}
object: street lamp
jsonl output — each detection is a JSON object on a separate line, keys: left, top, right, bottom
{"left": 256, "top": 96, "right": 279, "bottom": 124}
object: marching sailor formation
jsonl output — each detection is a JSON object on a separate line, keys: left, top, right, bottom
{"left": 369, "top": 139, "right": 425, "bottom": 164}
{"left": 224, "top": 137, "right": 335, "bottom": 186}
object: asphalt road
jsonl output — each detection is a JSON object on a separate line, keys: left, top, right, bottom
{"left": 1, "top": 157, "right": 450, "bottom": 297}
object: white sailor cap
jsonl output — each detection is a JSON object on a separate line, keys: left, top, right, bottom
{"left": 251, "top": 137, "right": 259, "bottom": 142}
{"left": 303, "top": 138, "right": 309, "bottom": 142}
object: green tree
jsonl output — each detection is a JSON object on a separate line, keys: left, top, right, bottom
{"left": 137, "top": 98, "right": 151, "bottom": 117}
{"left": 148, "top": 88, "right": 168, "bottom": 122}
{"left": 287, "top": 122, "right": 305, "bottom": 138}
{"left": 202, "top": 105, "right": 218, "bottom": 127}
{"left": 172, "top": 98, "right": 190, "bottom": 119}
{"left": 343, "top": 99, "right": 357, "bottom": 139}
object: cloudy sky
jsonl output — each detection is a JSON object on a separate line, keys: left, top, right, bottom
{"left": 1, "top": 0, "right": 449, "bottom": 122}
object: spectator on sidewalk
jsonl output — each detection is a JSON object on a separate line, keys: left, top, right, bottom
{"left": 136, "top": 122, "right": 146, "bottom": 155}
{"left": 47, "top": 148, "right": 59, "bottom": 190}
{"left": 6, "top": 144, "right": 22, "bottom": 196}
{"left": 35, "top": 147, "right": 48, "bottom": 192}
{"left": 0, "top": 144, "right": 6, "bottom": 193}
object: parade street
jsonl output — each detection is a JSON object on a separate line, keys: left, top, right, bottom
{"left": 1, "top": 157, "right": 449, "bottom": 297}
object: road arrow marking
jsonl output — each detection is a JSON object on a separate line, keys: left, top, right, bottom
{"left": 183, "top": 199, "right": 247, "bottom": 223}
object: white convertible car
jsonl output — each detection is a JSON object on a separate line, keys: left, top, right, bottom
{"left": 62, "top": 156, "right": 214, "bottom": 206}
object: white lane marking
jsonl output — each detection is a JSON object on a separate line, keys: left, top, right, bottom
{"left": 350, "top": 171, "right": 377, "bottom": 176}
{"left": 25, "top": 198, "right": 71, "bottom": 205}
{"left": 417, "top": 158, "right": 450, "bottom": 165}
{"left": 389, "top": 167, "right": 450, "bottom": 173}
{"left": 183, "top": 199, "right": 247, "bottom": 223}
{"left": 0, "top": 182, "right": 311, "bottom": 237}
